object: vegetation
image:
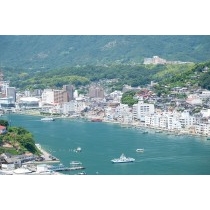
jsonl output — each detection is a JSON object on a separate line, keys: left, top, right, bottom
{"left": 0, "top": 120, "right": 41, "bottom": 155}
{"left": 197, "top": 61, "right": 210, "bottom": 90}
{"left": 1, "top": 36, "right": 210, "bottom": 93}
{"left": 0, "top": 120, "right": 9, "bottom": 128}
{"left": 1, "top": 36, "right": 210, "bottom": 70}
{"left": 121, "top": 91, "right": 138, "bottom": 106}
{"left": 6, "top": 63, "right": 194, "bottom": 91}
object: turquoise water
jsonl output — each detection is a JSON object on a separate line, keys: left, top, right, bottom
{"left": 2, "top": 114, "right": 210, "bottom": 175}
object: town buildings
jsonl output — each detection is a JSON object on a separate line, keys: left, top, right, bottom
{"left": 1, "top": 69, "right": 210, "bottom": 137}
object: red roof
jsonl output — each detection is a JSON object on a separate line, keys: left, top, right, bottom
{"left": 0, "top": 125, "right": 6, "bottom": 130}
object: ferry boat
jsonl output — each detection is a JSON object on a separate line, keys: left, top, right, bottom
{"left": 111, "top": 153, "right": 135, "bottom": 163}
{"left": 41, "top": 117, "right": 55, "bottom": 121}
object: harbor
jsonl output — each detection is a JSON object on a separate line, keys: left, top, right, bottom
{"left": 0, "top": 138, "right": 86, "bottom": 175}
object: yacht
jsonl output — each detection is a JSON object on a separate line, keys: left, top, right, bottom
{"left": 111, "top": 153, "right": 135, "bottom": 163}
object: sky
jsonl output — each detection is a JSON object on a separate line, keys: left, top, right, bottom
{"left": 1, "top": 1, "right": 209, "bottom": 210}
{"left": 1, "top": 0, "right": 210, "bottom": 35}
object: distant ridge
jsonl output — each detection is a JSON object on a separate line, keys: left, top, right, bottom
{"left": 0, "top": 35, "right": 210, "bottom": 70}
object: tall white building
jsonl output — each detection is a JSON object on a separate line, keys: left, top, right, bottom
{"left": 136, "top": 99, "right": 154, "bottom": 121}
{"left": 179, "top": 111, "right": 196, "bottom": 127}
{"left": 167, "top": 113, "right": 181, "bottom": 130}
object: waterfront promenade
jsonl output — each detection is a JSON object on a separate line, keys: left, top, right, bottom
{"left": 35, "top": 143, "right": 60, "bottom": 164}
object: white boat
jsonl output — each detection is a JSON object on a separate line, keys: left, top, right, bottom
{"left": 73, "top": 147, "right": 82, "bottom": 152}
{"left": 70, "top": 161, "right": 82, "bottom": 165}
{"left": 136, "top": 148, "right": 144, "bottom": 152}
{"left": 41, "top": 117, "right": 55, "bottom": 121}
{"left": 111, "top": 153, "right": 135, "bottom": 163}
{"left": 77, "top": 171, "right": 86, "bottom": 175}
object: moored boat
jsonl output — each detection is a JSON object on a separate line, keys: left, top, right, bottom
{"left": 91, "top": 118, "right": 102, "bottom": 122}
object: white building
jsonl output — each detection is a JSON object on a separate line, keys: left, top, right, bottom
{"left": 200, "top": 109, "right": 210, "bottom": 118}
{"left": 145, "top": 113, "right": 168, "bottom": 129}
{"left": 62, "top": 100, "right": 87, "bottom": 115}
{"left": 136, "top": 99, "right": 154, "bottom": 121}
{"left": 200, "top": 90, "right": 210, "bottom": 99}
{"left": 167, "top": 113, "right": 182, "bottom": 130}
{"left": 41, "top": 89, "right": 54, "bottom": 105}
{"left": 186, "top": 94, "right": 202, "bottom": 105}
{"left": 114, "top": 103, "right": 132, "bottom": 123}
{"left": 195, "top": 123, "right": 210, "bottom": 136}
{"left": 110, "top": 90, "right": 123, "bottom": 102}
{"left": 178, "top": 111, "right": 196, "bottom": 127}
{"left": 18, "top": 97, "right": 40, "bottom": 108}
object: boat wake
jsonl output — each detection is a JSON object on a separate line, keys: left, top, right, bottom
{"left": 137, "top": 156, "right": 187, "bottom": 162}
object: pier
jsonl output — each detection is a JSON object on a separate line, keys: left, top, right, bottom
{"left": 48, "top": 165, "right": 85, "bottom": 172}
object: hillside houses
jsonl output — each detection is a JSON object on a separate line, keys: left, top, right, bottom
{"left": 2, "top": 76, "right": 210, "bottom": 136}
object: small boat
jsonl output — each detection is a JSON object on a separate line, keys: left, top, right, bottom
{"left": 91, "top": 118, "right": 102, "bottom": 122}
{"left": 74, "top": 147, "right": 82, "bottom": 152}
{"left": 136, "top": 148, "right": 144, "bottom": 153}
{"left": 69, "top": 166, "right": 85, "bottom": 170}
{"left": 70, "top": 161, "right": 82, "bottom": 166}
{"left": 142, "top": 131, "right": 148, "bottom": 134}
{"left": 77, "top": 171, "right": 86, "bottom": 175}
{"left": 155, "top": 130, "right": 162, "bottom": 133}
{"left": 41, "top": 117, "right": 55, "bottom": 121}
{"left": 111, "top": 153, "right": 135, "bottom": 163}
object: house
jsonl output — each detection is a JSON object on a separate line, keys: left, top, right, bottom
{"left": 0, "top": 125, "right": 7, "bottom": 134}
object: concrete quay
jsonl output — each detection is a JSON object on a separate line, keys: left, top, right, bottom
{"left": 35, "top": 144, "right": 60, "bottom": 163}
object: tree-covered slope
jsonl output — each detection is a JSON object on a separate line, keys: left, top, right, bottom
{"left": 7, "top": 63, "right": 195, "bottom": 91}
{"left": 0, "top": 35, "right": 210, "bottom": 70}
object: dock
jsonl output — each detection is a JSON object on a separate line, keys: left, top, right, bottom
{"left": 48, "top": 165, "right": 85, "bottom": 172}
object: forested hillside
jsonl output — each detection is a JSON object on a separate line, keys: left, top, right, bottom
{"left": 7, "top": 63, "right": 195, "bottom": 91}
{"left": 1, "top": 35, "right": 210, "bottom": 70}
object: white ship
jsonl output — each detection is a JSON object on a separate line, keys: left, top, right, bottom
{"left": 111, "top": 153, "right": 135, "bottom": 163}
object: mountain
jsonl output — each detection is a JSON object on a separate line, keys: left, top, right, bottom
{"left": 0, "top": 35, "right": 210, "bottom": 70}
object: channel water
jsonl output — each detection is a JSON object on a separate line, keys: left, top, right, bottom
{"left": 2, "top": 114, "right": 210, "bottom": 175}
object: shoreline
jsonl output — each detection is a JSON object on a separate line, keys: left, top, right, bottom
{"left": 5, "top": 111, "right": 210, "bottom": 140}
{"left": 35, "top": 143, "right": 60, "bottom": 163}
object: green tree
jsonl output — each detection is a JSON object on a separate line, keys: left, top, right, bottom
{"left": 0, "top": 120, "right": 9, "bottom": 128}
{"left": 121, "top": 91, "right": 138, "bottom": 106}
